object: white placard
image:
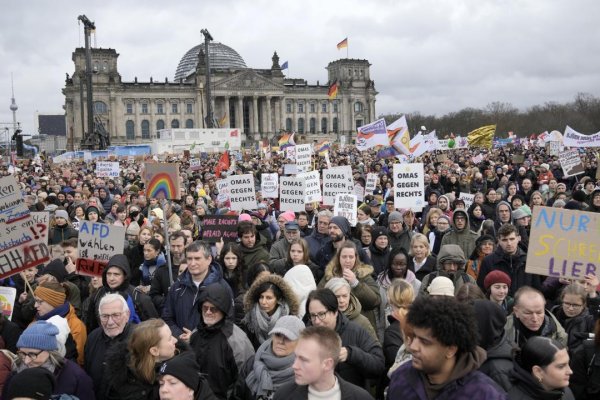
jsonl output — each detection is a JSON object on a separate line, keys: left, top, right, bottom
{"left": 548, "top": 141, "right": 561, "bottom": 157}
{"left": 285, "top": 146, "right": 296, "bottom": 161}
{"left": 279, "top": 176, "right": 305, "bottom": 212}
{"left": 295, "top": 144, "right": 313, "bottom": 173}
{"left": 354, "top": 184, "right": 365, "bottom": 202}
{"left": 283, "top": 164, "right": 298, "bottom": 175}
{"left": 334, "top": 194, "right": 358, "bottom": 227}
{"left": 365, "top": 173, "right": 378, "bottom": 195}
{"left": 95, "top": 162, "right": 120, "bottom": 177}
{"left": 560, "top": 150, "right": 585, "bottom": 177}
{"left": 298, "top": 170, "right": 322, "bottom": 203}
{"left": 393, "top": 163, "right": 425, "bottom": 212}
{"left": 0, "top": 287, "right": 16, "bottom": 320}
{"left": 459, "top": 192, "right": 475, "bottom": 209}
{"left": 77, "top": 221, "right": 126, "bottom": 277}
{"left": 322, "top": 166, "right": 354, "bottom": 205}
{"left": 216, "top": 179, "right": 229, "bottom": 204}
{"left": 261, "top": 173, "right": 279, "bottom": 198}
{"left": 190, "top": 159, "right": 202, "bottom": 171}
{"left": 227, "top": 174, "right": 257, "bottom": 211}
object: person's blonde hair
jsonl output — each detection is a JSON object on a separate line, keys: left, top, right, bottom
{"left": 387, "top": 279, "right": 415, "bottom": 340}
{"left": 128, "top": 319, "right": 167, "bottom": 383}
{"left": 409, "top": 233, "right": 430, "bottom": 258}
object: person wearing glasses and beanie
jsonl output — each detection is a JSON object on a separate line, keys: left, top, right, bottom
{"left": 3, "top": 321, "right": 94, "bottom": 399}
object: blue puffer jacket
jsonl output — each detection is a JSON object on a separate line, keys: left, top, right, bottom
{"left": 161, "top": 261, "right": 232, "bottom": 337}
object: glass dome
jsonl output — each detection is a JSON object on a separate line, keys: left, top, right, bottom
{"left": 174, "top": 42, "right": 247, "bottom": 81}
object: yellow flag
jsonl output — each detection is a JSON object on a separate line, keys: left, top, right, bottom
{"left": 467, "top": 125, "right": 496, "bottom": 149}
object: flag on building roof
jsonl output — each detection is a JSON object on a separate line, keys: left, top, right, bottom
{"left": 387, "top": 116, "right": 411, "bottom": 155}
{"left": 337, "top": 38, "right": 348, "bottom": 49}
{"left": 278, "top": 133, "right": 295, "bottom": 149}
{"left": 315, "top": 140, "right": 331, "bottom": 156}
{"left": 467, "top": 124, "right": 497, "bottom": 149}
{"left": 328, "top": 81, "right": 338, "bottom": 100}
{"left": 281, "top": 61, "right": 288, "bottom": 70}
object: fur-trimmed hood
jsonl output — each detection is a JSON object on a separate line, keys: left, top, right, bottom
{"left": 323, "top": 260, "right": 375, "bottom": 282}
{"left": 243, "top": 273, "right": 300, "bottom": 316}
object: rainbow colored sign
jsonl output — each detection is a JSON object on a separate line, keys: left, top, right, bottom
{"left": 144, "top": 163, "right": 181, "bottom": 200}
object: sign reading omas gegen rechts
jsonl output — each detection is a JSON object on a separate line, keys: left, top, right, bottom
{"left": 393, "top": 163, "right": 425, "bottom": 212}
{"left": 322, "top": 166, "right": 353, "bottom": 205}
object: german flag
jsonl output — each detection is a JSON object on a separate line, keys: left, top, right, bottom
{"left": 337, "top": 38, "right": 348, "bottom": 50}
{"left": 328, "top": 81, "right": 338, "bottom": 100}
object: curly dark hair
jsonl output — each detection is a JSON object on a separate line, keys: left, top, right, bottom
{"left": 407, "top": 296, "right": 478, "bottom": 355}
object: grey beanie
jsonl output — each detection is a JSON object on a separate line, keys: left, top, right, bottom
{"left": 330, "top": 216, "right": 350, "bottom": 236}
{"left": 388, "top": 211, "right": 403, "bottom": 224}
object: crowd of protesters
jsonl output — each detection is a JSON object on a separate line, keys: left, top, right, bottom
{"left": 1, "top": 142, "right": 600, "bottom": 399}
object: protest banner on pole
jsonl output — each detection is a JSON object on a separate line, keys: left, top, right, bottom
{"left": 297, "top": 170, "right": 321, "bottom": 204}
{"left": 393, "top": 163, "right": 425, "bottom": 212}
{"left": 559, "top": 149, "right": 585, "bottom": 177}
{"left": 334, "top": 194, "right": 358, "bottom": 226}
{"left": 365, "top": 173, "right": 377, "bottom": 195}
{"left": 261, "top": 173, "right": 279, "bottom": 198}
{"left": 189, "top": 159, "right": 202, "bottom": 171}
{"left": 322, "top": 166, "right": 354, "bottom": 205}
{"left": 526, "top": 206, "right": 599, "bottom": 279}
{"left": 459, "top": 193, "right": 475, "bottom": 209}
{"left": 76, "top": 221, "right": 125, "bottom": 277}
{"left": 95, "top": 161, "right": 120, "bottom": 178}
{"left": 201, "top": 215, "right": 239, "bottom": 243}
{"left": 295, "top": 144, "right": 312, "bottom": 173}
{"left": 0, "top": 287, "right": 16, "bottom": 320}
{"left": 279, "top": 176, "right": 305, "bottom": 212}
{"left": 227, "top": 174, "right": 256, "bottom": 211}
{"left": 144, "top": 163, "right": 181, "bottom": 200}
{"left": 0, "top": 176, "right": 51, "bottom": 280}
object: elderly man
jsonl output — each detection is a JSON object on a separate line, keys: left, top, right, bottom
{"left": 270, "top": 221, "right": 301, "bottom": 275}
{"left": 84, "top": 293, "right": 133, "bottom": 400}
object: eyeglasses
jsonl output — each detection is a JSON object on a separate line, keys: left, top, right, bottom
{"left": 99, "top": 312, "right": 124, "bottom": 322}
{"left": 17, "top": 350, "right": 43, "bottom": 360}
{"left": 562, "top": 302, "right": 583, "bottom": 310}
{"left": 202, "top": 305, "right": 219, "bottom": 314}
{"left": 309, "top": 311, "right": 329, "bottom": 321}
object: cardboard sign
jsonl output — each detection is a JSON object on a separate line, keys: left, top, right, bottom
{"left": 526, "top": 206, "right": 599, "bottom": 279}
{"left": 560, "top": 149, "right": 585, "bottom": 177}
{"left": 0, "top": 175, "right": 51, "bottom": 280}
{"left": 96, "top": 162, "right": 120, "bottom": 178}
{"left": 512, "top": 154, "right": 525, "bottom": 164}
{"left": 30, "top": 212, "right": 50, "bottom": 244}
{"left": 322, "top": 166, "right": 354, "bottom": 205}
{"left": 76, "top": 221, "right": 125, "bottom": 277}
{"left": 261, "top": 173, "right": 279, "bottom": 198}
{"left": 393, "top": 163, "right": 425, "bottom": 212}
{"left": 459, "top": 192, "right": 475, "bottom": 209}
{"left": 190, "top": 159, "right": 202, "bottom": 171}
{"left": 279, "top": 176, "right": 305, "bottom": 212}
{"left": 0, "top": 287, "right": 16, "bottom": 320}
{"left": 334, "top": 194, "right": 358, "bottom": 227}
{"left": 201, "top": 215, "right": 239, "bottom": 243}
{"left": 216, "top": 179, "right": 230, "bottom": 204}
{"left": 298, "top": 170, "right": 321, "bottom": 204}
{"left": 295, "top": 144, "right": 313, "bottom": 173}
{"left": 227, "top": 174, "right": 256, "bottom": 211}
{"left": 144, "top": 163, "right": 181, "bottom": 200}
{"left": 365, "top": 173, "right": 378, "bottom": 195}
{"left": 437, "top": 154, "right": 448, "bottom": 163}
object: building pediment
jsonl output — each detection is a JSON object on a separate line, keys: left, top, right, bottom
{"left": 213, "top": 70, "right": 285, "bottom": 93}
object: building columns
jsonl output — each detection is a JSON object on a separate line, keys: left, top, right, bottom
{"left": 237, "top": 97, "right": 243, "bottom": 131}
{"left": 223, "top": 96, "right": 230, "bottom": 128}
{"left": 252, "top": 96, "right": 259, "bottom": 134}
{"left": 266, "top": 96, "right": 272, "bottom": 136}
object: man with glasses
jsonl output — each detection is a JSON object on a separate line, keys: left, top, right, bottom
{"left": 440, "top": 209, "right": 478, "bottom": 258}
{"left": 84, "top": 293, "right": 133, "bottom": 400}
{"left": 270, "top": 221, "right": 301, "bottom": 274}
{"left": 420, "top": 244, "right": 475, "bottom": 297}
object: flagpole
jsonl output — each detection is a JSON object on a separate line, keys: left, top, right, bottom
{"left": 346, "top": 37, "right": 349, "bottom": 58}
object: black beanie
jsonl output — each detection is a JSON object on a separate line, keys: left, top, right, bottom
{"left": 371, "top": 226, "right": 388, "bottom": 241}
{"left": 572, "top": 190, "right": 587, "bottom": 203}
{"left": 5, "top": 367, "right": 56, "bottom": 400}
{"left": 158, "top": 353, "right": 200, "bottom": 391}
{"left": 43, "top": 258, "right": 68, "bottom": 282}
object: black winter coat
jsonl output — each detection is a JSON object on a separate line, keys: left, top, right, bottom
{"left": 477, "top": 247, "right": 543, "bottom": 297}
{"left": 103, "top": 341, "right": 157, "bottom": 400}
{"left": 507, "top": 363, "right": 575, "bottom": 400}
{"left": 273, "top": 374, "right": 373, "bottom": 400}
{"left": 569, "top": 340, "right": 600, "bottom": 400}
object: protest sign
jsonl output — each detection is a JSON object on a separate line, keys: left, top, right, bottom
{"left": 216, "top": 179, "right": 230, "bottom": 204}
{"left": 295, "top": 144, "right": 313, "bottom": 173}
{"left": 201, "top": 215, "right": 239, "bottom": 243}
{"left": 283, "top": 164, "right": 298, "bottom": 175}
{"left": 285, "top": 146, "right": 296, "bottom": 161}
{"left": 0, "top": 176, "right": 51, "bottom": 280}
{"left": 548, "top": 141, "right": 561, "bottom": 157}
{"left": 83, "top": 151, "right": 92, "bottom": 162}
{"left": 437, "top": 154, "right": 448, "bottom": 163}
{"left": 279, "top": 176, "right": 305, "bottom": 212}
{"left": 189, "top": 158, "right": 202, "bottom": 171}
{"left": 144, "top": 163, "right": 181, "bottom": 200}
{"left": 261, "top": 173, "right": 279, "bottom": 198}
{"left": 354, "top": 184, "right": 365, "bottom": 202}
{"left": 393, "top": 163, "right": 425, "bottom": 212}
{"left": 30, "top": 212, "right": 50, "bottom": 244}
{"left": 322, "top": 166, "right": 354, "bottom": 205}
{"left": 76, "top": 221, "right": 125, "bottom": 277}
{"left": 227, "top": 174, "right": 256, "bottom": 211}
{"left": 512, "top": 154, "right": 525, "bottom": 164}
{"left": 298, "top": 170, "right": 321, "bottom": 203}
{"left": 365, "top": 173, "right": 378, "bottom": 195}
{"left": 95, "top": 161, "right": 120, "bottom": 178}
{"left": 563, "top": 126, "right": 600, "bottom": 147}
{"left": 459, "top": 192, "right": 475, "bottom": 209}
{"left": 334, "top": 194, "right": 358, "bottom": 226}
{"left": 0, "top": 287, "right": 16, "bottom": 320}
{"left": 526, "top": 206, "right": 600, "bottom": 279}
{"left": 560, "top": 149, "right": 585, "bottom": 177}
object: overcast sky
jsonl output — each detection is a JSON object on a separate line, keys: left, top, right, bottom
{"left": 1, "top": 0, "right": 599, "bottom": 136}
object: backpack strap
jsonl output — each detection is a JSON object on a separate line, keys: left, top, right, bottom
{"left": 583, "top": 339, "right": 596, "bottom": 377}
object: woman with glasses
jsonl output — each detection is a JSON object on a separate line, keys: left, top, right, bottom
{"left": 3, "top": 321, "right": 94, "bottom": 399}
{"left": 551, "top": 283, "right": 596, "bottom": 355}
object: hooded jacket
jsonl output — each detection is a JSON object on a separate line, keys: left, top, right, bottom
{"left": 239, "top": 233, "right": 270, "bottom": 268}
{"left": 440, "top": 209, "right": 479, "bottom": 259}
{"left": 504, "top": 311, "right": 568, "bottom": 348}
{"left": 477, "top": 247, "right": 543, "bottom": 297}
{"left": 420, "top": 244, "right": 476, "bottom": 296}
{"left": 493, "top": 201, "right": 513, "bottom": 233}
{"left": 190, "top": 283, "right": 255, "bottom": 400}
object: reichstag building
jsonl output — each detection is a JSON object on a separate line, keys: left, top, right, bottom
{"left": 62, "top": 40, "right": 378, "bottom": 149}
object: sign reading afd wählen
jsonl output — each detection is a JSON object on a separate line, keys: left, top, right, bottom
{"left": 77, "top": 221, "right": 125, "bottom": 277}
{"left": 526, "top": 206, "right": 600, "bottom": 280}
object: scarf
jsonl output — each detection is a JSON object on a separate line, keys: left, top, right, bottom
{"left": 37, "top": 302, "right": 70, "bottom": 320}
{"left": 247, "top": 302, "right": 289, "bottom": 344}
{"left": 245, "top": 338, "right": 295, "bottom": 398}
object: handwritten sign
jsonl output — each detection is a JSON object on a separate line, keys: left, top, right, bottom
{"left": 76, "top": 221, "right": 125, "bottom": 277}
{"left": 322, "top": 166, "right": 353, "bottom": 206}
{"left": 144, "top": 163, "right": 181, "bottom": 200}
{"left": 216, "top": 179, "right": 230, "bottom": 205}
{"left": 393, "top": 163, "right": 425, "bottom": 212}
{"left": 189, "top": 159, "right": 202, "bottom": 171}
{"left": 261, "top": 173, "right": 279, "bottom": 198}
{"left": 295, "top": 144, "right": 312, "bottom": 173}
{"left": 526, "top": 206, "right": 599, "bottom": 279}
{"left": 459, "top": 192, "right": 475, "bottom": 209}
{"left": 30, "top": 212, "right": 50, "bottom": 244}
{"left": 95, "top": 162, "right": 120, "bottom": 178}
{"left": 298, "top": 170, "right": 322, "bottom": 204}
{"left": 227, "top": 174, "right": 256, "bottom": 211}
{"left": 285, "top": 146, "right": 296, "bottom": 161}
{"left": 201, "top": 215, "right": 239, "bottom": 243}
{"left": 548, "top": 141, "right": 561, "bottom": 157}
{"left": 365, "top": 173, "right": 377, "bottom": 195}
{"left": 279, "top": 176, "right": 305, "bottom": 212}
{"left": 334, "top": 194, "right": 358, "bottom": 227}
{"left": 560, "top": 149, "right": 585, "bottom": 177}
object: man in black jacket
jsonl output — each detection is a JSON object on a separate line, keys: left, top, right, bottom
{"left": 149, "top": 231, "right": 185, "bottom": 313}
{"left": 273, "top": 326, "right": 373, "bottom": 400}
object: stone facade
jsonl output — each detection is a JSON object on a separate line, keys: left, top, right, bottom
{"left": 62, "top": 42, "right": 377, "bottom": 150}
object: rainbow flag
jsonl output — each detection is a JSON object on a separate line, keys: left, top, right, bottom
{"left": 337, "top": 38, "right": 348, "bottom": 49}
{"left": 315, "top": 140, "right": 331, "bottom": 155}
{"left": 278, "top": 133, "right": 295, "bottom": 149}
{"left": 328, "top": 81, "right": 338, "bottom": 100}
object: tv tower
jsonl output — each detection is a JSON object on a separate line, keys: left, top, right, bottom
{"left": 9, "top": 73, "right": 18, "bottom": 131}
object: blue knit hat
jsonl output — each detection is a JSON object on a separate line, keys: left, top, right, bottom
{"left": 17, "top": 321, "right": 59, "bottom": 351}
